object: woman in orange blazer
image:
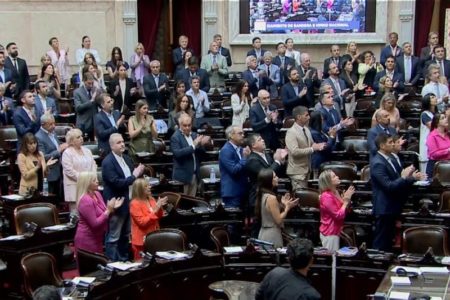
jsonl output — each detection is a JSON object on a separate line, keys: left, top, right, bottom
{"left": 130, "top": 178, "right": 168, "bottom": 260}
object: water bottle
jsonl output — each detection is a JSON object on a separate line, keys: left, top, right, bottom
{"left": 209, "top": 167, "right": 216, "bottom": 183}
{"left": 43, "top": 178, "right": 49, "bottom": 196}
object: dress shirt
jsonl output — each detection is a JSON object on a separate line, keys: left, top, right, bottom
{"left": 254, "top": 150, "right": 269, "bottom": 164}
{"left": 104, "top": 111, "right": 116, "bottom": 128}
{"left": 23, "top": 106, "right": 35, "bottom": 121}
{"left": 38, "top": 95, "right": 47, "bottom": 112}
{"left": 230, "top": 142, "right": 242, "bottom": 160}
{"left": 182, "top": 131, "right": 196, "bottom": 171}
{"left": 186, "top": 89, "right": 210, "bottom": 118}
{"left": 298, "top": 125, "right": 311, "bottom": 147}
{"left": 404, "top": 56, "right": 411, "bottom": 82}
{"left": 112, "top": 152, "right": 132, "bottom": 198}
{"left": 386, "top": 70, "right": 394, "bottom": 80}
{"left": 119, "top": 78, "right": 126, "bottom": 111}
{"left": 42, "top": 127, "right": 59, "bottom": 149}
{"left": 153, "top": 74, "right": 159, "bottom": 87}
{"left": 0, "top": 68, "right": 5, "bottom": 83}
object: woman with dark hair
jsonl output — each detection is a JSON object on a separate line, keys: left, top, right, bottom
{"left": 426, "top": 112, "right": 450, "bottom": 178}
{"left": 168, "top": 94, "right": 194, "bottom": 131}
{"left": 420, "top": 93, "right": 437, "bottom": 173}
{"left": 309, "top": 111, "right": 336, "bottom": 178}
{"left": 39, "top": 63, "right": 61, "bottom": 99}
{"left": 231, "top": 80, "right": 252, "bottom": 126}
{"left": 318, "top": 170, "right": 354, "bottom": 252}
{"left": 175, "top": 49, "right": 193, "bottom": 78}
{"left": 82, "top": 63, "right": 106, "bottom": 92}
{"left": 169, "top": 80, "right": 189, "bottom": 111}
{"left": 357, "top": 50, "right": 383, "bottom": 91}
{"left": 284, "top": 38, "right": 300, "bottom": 66}
{"left": 255, "top": 168, "right": 298, "bottom": 248}
{"left": 76, "top": 35, "right": 101, "bottom": 66}
{"left": 340, "top": 58, "right": 364, "bottom": 116}
{"left": 342, "top": 41, "right": 360, "bottom": 74}
{"left": 106, "top": 47, "right": 129, "bottom": 79}
{"left": 17, "top": 133, "right": 57, "bottom": 195}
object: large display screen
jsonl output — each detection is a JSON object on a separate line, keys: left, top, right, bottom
{"left": 249, "top": 0, "right": 367, "bottom": 34}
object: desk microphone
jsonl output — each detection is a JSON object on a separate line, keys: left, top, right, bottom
{"left": 97, "top": 264, "right": 114, "bottom": 273}
{"left": 140, "top": 251, "right": 153, "bottom": 261}
{"left": 249, "top": 238, "right": 274, "bottom": 247}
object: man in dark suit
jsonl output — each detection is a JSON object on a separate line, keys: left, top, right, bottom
{"left": 323, "top": 44, "right": 342, "bottom": 79}
{"left": 322, "top": 62, "right": 350, "bottom": 118}
{"left": 170, "top": 113, "right": 209, "bottom": 196}
{"left": 13, "top": 90, "right": 40, "bottom": 150}
{"left": 281, "top": 68, "right": 308, "bottom": 117}
{"left": 0, "top": 51, "right": 14, "bottom": 98}
{"left": 423, "top": 45, "right": 450, "bottom": 85}
{"left": 367, "top": 109, "right": 398, "bottom": 160}
{"left": 35, "top": 114, "right": 68, "bottom": 198}
{"left": 371, "top": 133, "right": 425, "bottom": 251}
{"left": 219, "top": 125, "right": 250, "bottom": 208}
{"left": 74, "top": 73, "right": 98, "bottom": 141}
{"left": 34, "top": 80, "right": 57, "bottom": 119}
{"left": 272, "top": 42, "right": 296, "bottom": 86}
{"left": 4, "top": 42, "right": 29, "bottom": 98}
{"left": 373, "top": 55, "right": 405, "bottom": 94}
{"left": 174, "top": 56, "right": 210, "bottom": 92}
{"left": 102, "top": 133, "right": 144, "bottom": 261}
{"left": 245, "top": 133, "right": 286, "bottom": 237}
{"left": 109, "top": 63, "right": 137, "bottom": 113}
{"left": 172, "top": 35, "right": 193, "bottom": 72}
{"left": 379, "top": 32, "right": 402, "bottom": 67}
{"left": 213, "top": 34, "right": 232, "bottom": 67}
{"left": 298, "top": 53, "right": 321, "bottom": 108}
{"left": 143, "top": 60, "right": 169, "bottom": 110}
{"left": 319, "top": 91, "right": 353, "bottom": 143}
{"left": 420, "top": 32, "right": 439, "bottom": 66}
{"left": 250, "top": 89, "right": 280, "bottom": 151}
{"left": 396, "top": 42, "right": 421, "bottom": 87}
{"left": 246, "top": 37, "right": 267, "bottom": 65}
{"left": 242, "top": 55, "right": 267, "bottom": 98}
{"left": 94, "top": 93, "right": 126, "bottom": 155}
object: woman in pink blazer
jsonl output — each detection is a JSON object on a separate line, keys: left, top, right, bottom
{"left": 426, "top": 112, "right": 450, "bottom": 178}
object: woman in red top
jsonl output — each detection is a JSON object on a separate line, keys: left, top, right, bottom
{"left": 130, "top": 178, "right": 168, "bottom": 260}
{"left": 318, "top": 170, "right": 354, "bottom": 252}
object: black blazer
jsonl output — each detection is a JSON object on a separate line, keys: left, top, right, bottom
{"left": 395, "top": 55, "right": 421, "bottom": 85}
{"left": 94, "top": 110, "right": 122, "bottom": 154}
{"left": 272, "top": 56, "right": 296, "bottom": 85}
{"left": 298, "top": 66, "right": 320, "bottom": 108}
{"left": 5, "top": 56, "right": 30, "bottom": 97}
{"left": 172, "top": 47, "right": 194, "bottom": 69}
{"left": 109, "top": 78, "right": 135, "bottom": 112}
{"left": 323, "top": 56, "right": 342, "bottom": 79}
{"left": 143, "top": 73, "right": 170, "bottom": 109}
{"left": 280, "top": 82, "right": 308, "bottom": 116}
{"left": 250, "top": 104, "right": 280, "bottom": 151}
{"left": 174, "top": 68, "right": 210, "bottom": 93}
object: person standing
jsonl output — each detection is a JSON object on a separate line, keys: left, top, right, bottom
{"left": 4, "top": 42, "right": 30, "bottom": 98}
{"left": 250, "top": 89, "right": 280, "bottom": 151}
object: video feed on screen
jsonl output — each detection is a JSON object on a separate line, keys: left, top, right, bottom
{"left": 249, "top": 0, "right": 366, "bottom": 34}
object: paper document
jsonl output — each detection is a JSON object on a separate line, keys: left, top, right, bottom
{"left": 107, "top": 262, "right": 141, "bottom": 271}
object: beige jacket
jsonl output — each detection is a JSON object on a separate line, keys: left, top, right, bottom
{"left": 285, "top": 122, "right": 314, "bottom": 176}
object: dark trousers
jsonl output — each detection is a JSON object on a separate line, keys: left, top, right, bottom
{"left": 373, "top": 214, "right": 397, "bottom": 252}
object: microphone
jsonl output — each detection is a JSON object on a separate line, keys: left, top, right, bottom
{"left": 140, "top": 251, "right": 153, "bottom": 261}
{"left": 97, "top": 264, "right": 114, "bottom": 273}
{"left": 249, "top": 238, "right": 274, "bottom": 247}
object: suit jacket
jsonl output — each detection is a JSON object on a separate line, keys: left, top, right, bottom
{"left": 242, "top": 69, "right": 266, "bottom": 98}
{"left": 323, "top": 56, "right": 342, "bottom": 79}
{"left": 94, "top": 110, "right": 121, "bottom": 154}
{"left": 319, "top": 106, "right": 343, "bottom": 140}
{"left": 250, "top": 103, "right": 280, "bottom": 151}
{"left": 310, "top": 129, "right": 336, "bottom": 169}
{"left": 74, "top": 86, "right": 98, "bottom": 134}
{"left": 280, "top": 81, "right": 308, "bottom": 116}
{"left": 109, "top": 78, "right": 135, "bottom": 112}
{"left": 0, "top": 97, "right": 13, "bottom": 125}
{"left": 219, "top": 46, "right": 232, "bottom": 67}
{"left": 379, "top": 45, "right": 402, "bottom": 66}
{"left": 174, "top": 68, "right": 210, "bottom": 93}
{"left": 257, "top": 64, "right": 280, "bottom": 98}
{"left": 367, "top": 124, "right": 397, "bottom": 159}
{"left": 373, "top": 70, "right": 405, "bottom": 93}
{"left": 35, "top": 128, "right": 61, "bottom": 182}
{"left": 219, "top": 141, "right": 248, "bottom": 199}
{"left": 272, "top": 55, "right": 295, "bottom": 85}
{"left": 170, "top": 130, "right": 205, "bottom": 183}
{"left": 246, "top": 48, "right": 267, "bottom": 64}
{"left": 424, "top": 59, "right": 450, "bottom": 84}
{"left": 13, "top": 107, "right": 40, "bottom": 139}
{"left": 245, "top": 151, "right": 281, "bottom": 208}
{"left": 322, "top": 77, "right": 348, "bottom": 117}
{"left": 0, "top": 68, "right": 13, "bottom": 97}
{"left": 285, "top": 122, "right": 313, "bottom": 177}
{"left": 102, "top": 152, "right": 136, "bottom": 215}
{"left": 420, "top": 46, "right": 433, "bottom": 65}
{"left": 172, "top": 47, "right": 193, "bottom": 69}
{"left": 395, "top": 55, "right": 421, "bottom": 85}
{"left": 371, "top": 152, "right": 414, "bottom": 215}
{"left": 17, "top": 152, "right": 46, "bottom": 195}
{"left": 298, "top": 66, "right": 321, "bottom": 107}
{"left": 34, "top": 95, "right": 57, "bottom": 119}
{"left": 200, "top": 53, "right": 228, "bottom": 88}
{"left": 143, "top": 73, "right": 170, "bottom": 109}
{"left": 4, "top": 56, "right": 30, "bottom": 97}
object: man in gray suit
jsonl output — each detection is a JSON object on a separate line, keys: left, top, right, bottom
{"left": 74, "top": 73, "right": 98, "bottom": 140}
{"left": 35, "top": 114, "right": 68, "bottom": 198}
{"left": 201, "top": 41, "right": 228, "bottom": 88}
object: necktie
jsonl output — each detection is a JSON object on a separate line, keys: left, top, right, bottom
{"left": 213, "top": 55, "right": 217, "bottom": 65}
{"left": 281, "top": 57, "right": 285, "bottom": 67}
{"left": 404, "top": 57, "right": 411, "bottom": 82}
{"left": 13, "top": 58, "right": 18, "bottom": 71}
{"left": 302, "top": 128, "right": 310, "bottom": 146}
{"left": 236, "top": 147, "right": 242, "bottom": 159}
{"left": 88, "top": 89, "right": 92, "bottom": 99}
{"left": 267, "top": 66, "right": 270, "bottom": 77}
{"left": 330, "top": 109, "right": 337, "bottom": 125}
{"left": 387, "top": 157, "right": 398, "bottom": 174}
{"left": 383, "top": 127, "right": 390, "bottom": 136}
{"left": 441, "top": 61, "right": 445, "bottom": 76}
{"left": 49, "top": 133, "right": 59, "bottom": 148}
{"left": 333, "top": 78, "right": 341, "bottom": 96}
{"left": 154, "top": 75, "right": 159, "bottom": 87}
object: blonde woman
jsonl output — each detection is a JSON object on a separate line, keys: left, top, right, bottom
{"left": 128, "top": 99, "right": 157, "bottom": 160}
{"left": 74, "top": 171, "right": 123, "bottom": 254}
{"left": 62, "top": 128, "right": 97, "bottom": 211}
{"left": 130, "top": 178, "right": 167, "bottom": 260}
{"left": 371, "top": 93, "right": 400, "bottom": 129}
{"left": 130, "top": 43, "right": 151, "bottom": 89}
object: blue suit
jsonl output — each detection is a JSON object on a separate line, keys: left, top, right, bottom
{"left": 0, "top": 97, "right": 14, "bottom": 125}
{"left": 94, "top": 110, "right": 121, "bottom": 154}
{"left": 319, "top": 107, "right": 342, "bottom": 134}
{"left": 395, "top": 55, "right": 421, "bottom": 86}
{"left": 170, "top": 129, "right": 205, "bottom": 184}
{"left": 250, "top": 103, "right": 280, "bottom": 151}
{"left": 219, "top": 141, "right": 248, "bottom": 207}
{"left": 35, "top": 128, "right": 61, "bottom": 182}
{"left": 242, "top": 69, "right": 270, "bottom": 98}
{"left": 0, "top": 68, "right": 13, "bottom": 98}
{"left": 246, "top": 49, "right": 267, "bottom": 64}
{"left": 174, "top": 68, "right": 210, "bottom": 93}
{"left": 373, "top": 70, "right": 405, "bottom": 93}
{"left": 143, "top": 73, "right": 170, "bottom": 110}
{"left": 257, "top": 64, "right": 280, "bottom": 99}
{"left": 322, "top": 77, "right": 348, "bottom": 117}
{"left": 34, "top": 95, "right": 57, "bottom": 119}
{"left": 13, "top": 107, "right": 40, "bottom": 151}
{"left": 280, "top": 82, "right": 308, "bottom": 116}
{"left": 272, "top": 56, "right": 296, "bottom": 85}
{"left": 371, "top": 152, "right": 415, "bottom": 251}
{"left": 367, "top": 125, "right": 397, "bottom": 160}
{"left": 379, "top": 45, "right": 402, "bottom": 67}
{"left": 310, "top": 129, "right": 336, "bottom": 170}
{"left": 102, "top": 152, "right": 136, "bottom": 261}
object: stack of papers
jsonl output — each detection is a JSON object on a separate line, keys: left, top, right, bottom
{"left": 390, "top": 266, "right": 449, "bottom": 274}
{"left": 2, "top": 194, "right": 24, "bottom": 201}
{"left": 336, "top": 247, "right": 358, "bottom": 257}
{"left": 72, "top": 277, "right": 96, "bottom": 285}
{"left": 0, "top": 235, "right": 25, "bottom": 241}
{"left": 389, "top": 291, "right": 410, "bottom": 300}
{"left": 155, "top": 251, "right": 189, "bottom": 260}
{"left": 107, "top": 262, "right": 141, "bottom": 271}
{"left": 42, "top": 224, "right": 68, "bottom": 231}
{"left": 390, "top": 276, "right": 411, "bottom": 285}
{"left": 223, "top": 246, "right": 243, "bottom": 254}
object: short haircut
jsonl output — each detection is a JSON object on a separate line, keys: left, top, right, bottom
{"left": 109, "top": 133, "right": 122, "bottom": 146}
{"left": 83, "top": 73, "right": 95, "bottom": 82}
{"left": 427, "top": 63, "right": 440, "bottom": 78}
{"left": 225, "top": 125, "right": 241, "bottom": 139}
{"left": 292, "top": 106, "right": 308, "bottom": 119}
{"left": 375, "top": 132, "right": 391, "bottom": 150}
{"left": 187, "top": 56, "right": 199, "bottom": 66}
{"left": 40, "top": 113, "right": 55, "bottom": 125}
{"left": 32, "top": 285, "right": 61, "bottom": 300}
{"left": 213, "top": 33, "right": 222, "bottom": 40}
{"left": 48, "top": 37, "right": 58, "bottom": 46}
{"left": 433, "top": 45, "right": 445, "bottom": 54}
{"left": 287, "top": 238, "right": 314, "bottom": 270}
{"left": 402, "top": 41, "right": 411, "bottom": 48}
{"left": 385, "top": 55, "right": 396, "bottom": 62}
{"left": 389, "top": 32, "right": 398, "bottom": 38}
{"left": 276, "top": 42, "right": 285, "bottom": 50}
{"left": 6, "top": 42, "right": 16, "bottom": 50}
{"left": 96, "top": 93, "right": 110, "bottom": 106}
{"left": 190, "top": 75, "right": 200, "bottom": 85}
{"left": 263, "top": 51, "right": 273, "bottom": 59}
{"left": 19, "top": 90, "right": 31, "bottom": 102}
{"left": 252, "top": 37, "right": 261, "bottom": 44}
{"left": 65, "top": 128, "right": 83, "bottom": 145}
{"left": 35, "top": 80, "right": 46, "bottom": 91}
{"left": 178, "top": 112, "right": 192, "bottom": 125}
{"left": 375, "top": 109, "right": 386, "bottom": 122}
{"left": 247, "top": 133, "right": 262, "bottom": 150}
{"left": 245, "top": 55, "right": 256, "bottom": 66}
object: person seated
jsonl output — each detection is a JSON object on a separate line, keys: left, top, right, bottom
{"left": 106, "top": 47, "right": 129, "bottom": 79}
{"left": 130, "top": 178, "right": 167, "bottom": 260}
{"left": 174, "top": 49, "right": 193, "bottom": 79}
{"left": 373, "top": 55, "right": 404, "bottom": 95}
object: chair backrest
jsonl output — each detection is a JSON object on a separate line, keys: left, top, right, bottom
{"left": 153, "top": 138, "right": 166, "bottom": 156}
{"left": 210, "top": 226, "right": 230, "bottom": 253}
{"left": 341, "top": 136, "right": 368, "bottom": 152}
{"left": 320, "top": 161, "right": 358, "bottom": 181}
{"left": 14, "top": 202, "right": 59, "bottom": 234}
{"left": 402, "top": 226, "right": 450, "bottom": 256}
{"left": 433, "top": 161, "right": 450, "bottom": 186}
{"left": 199, "top": 163, "right": 220, "bottom": 180}
{"left": 143, "top": 228, "right": 188, "bottom": 255}
{"left": 295, "top": 188, "right": 320, "bottom": 209}
{"left": 0, "top": 125, "right": 18, "bottom": 150}
{"left": 21, "top": 252, "right": 63, "bottom": 297}
{"left": 283, "top": 117, "right": 295, "bottom": 128}
{"left": 83, "top": 142, "right": 99, "bottom": 156}
{"left": 340, "top": 225, "right": 357, "bottom": 247}
{"left": 76, "top": 248, "right": 108, "bottom": 276}
{"left": 439, "top": 191, "right": 450, "bottom": 212}
{"left": 360, "top": 165, "right": 371, "bottom": 181}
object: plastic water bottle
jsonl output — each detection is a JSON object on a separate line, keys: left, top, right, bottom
{"left": 209, "top": 167, "right": 216, "bottom": 183}
{"left": 43, "top": 178, "right": 49, "bottom": 196}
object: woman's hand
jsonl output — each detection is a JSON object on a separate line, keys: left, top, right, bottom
{"left": 281, "top": 193, "right": 299, "bottom": 210}
{"left": 342, "top": 186, "right": 355, "bottom": 203}
{"left": 106, "top": 198, "right": 116, "bottom": 214}
{"left": 113, "top": 197, "right": 125, "bottom": 209}
{"left": 46, "top": 157, "right": 58, "bottom": 167}
{"left": 157, "top": 196, "right": 168, "bottom": 209}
